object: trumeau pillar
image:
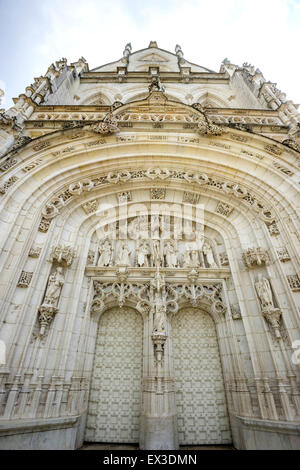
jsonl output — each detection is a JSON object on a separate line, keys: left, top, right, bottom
{"left": 139, "top": 267, "right": 179, "bottom": 450}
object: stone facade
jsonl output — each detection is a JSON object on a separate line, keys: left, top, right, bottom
{"left": 0, "top": 42, "right": 300, "bottom": 450}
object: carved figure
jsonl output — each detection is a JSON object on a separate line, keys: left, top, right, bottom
{"left": 255, "top": 274, "right": 274, "bottom": 310}
{"left": 203, "top": 242, "right": 217, "bottom": 268}
{"left": 43, "top": 267, "right": 65, "bottom": 307}
{"left": 164, "top": 241, "right": 178, "bottom": 267}
{"left": 98, "top": 240, "right": 113, "bottom": 267}
{"left": 116, "top": 241, "right": 131, "bottom": 266}
{"left": 137, "top": 240, "right": 150, "bottom": 267}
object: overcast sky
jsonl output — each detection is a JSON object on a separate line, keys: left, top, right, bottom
{"left": 0, "top": 0, "right": 299, "bottom": 108}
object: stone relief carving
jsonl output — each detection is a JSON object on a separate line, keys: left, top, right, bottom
{"left": 183, "top": 191, "right": 200, "bottom": 204}
{"left": 42, "top": 168, "right": 276, "bottom": 224}
{"left": 98, "top": 240, "right": 113, "bottom": 267}
{"left": 0, "top": 157, "right": 18, "bottom": 172}
{"left": 266, "top": 221, "right": 280, "bottom": 235}
{"left": 242, "top": 247, "right": 270, "bottom": 268}
{"left": 150, "top": 188, "right": 166, "bottom": 200}
{"left": 17, "top": 271, "right": 33, "bottom": 288}
{"left": 118, "top": 191, "right": 132, "bottom": 203}
{"left": 90, "top": 113, "right": 119, "bottom": 135}
{"left": 115, "top": 241, "right": 131, "bottom": 266}
{"left": 287, "top": 274, "right": 300, "bottom": 291}
{"left": 29, "top": 246, "right": 42, "bottom": 258}
{"left": 82, "top": 199, "right": 98, "bottom": 214}
{"left": 255, "top": 274, "right": 282, "bottom": 339}
{"left": 0, "top": 176, "right": 19, "bottom": 195}
{"left": 38, "top": 217, "right": 52, "bottom": 233}
{"left": 136, "top": 240, "right": 151, "bottom": 267}
{"left": 90, "top": 278, "right": 227, "bottom": 318}
{"left": 164, "top": 241, "right": 178, "bottom": 268}
{"left": 203, "top": 242, "right": 218, "bottom": 268}
{"left": 216, "top": 202, "right": 233, "bottom": 217}
{"left": 219, "top": 252, "right": 229, "bottom": 266}
{"left": 50, "top": 245, "right": 75, "bottom": 267}
{"left": 38, "top": 267, "right": 65, "bottom": 337}
{"left": 231, "top": 305, "right": 242, "bottom": 320}
{"left": 277, "top": 247, "right": 290, "bottom": 262}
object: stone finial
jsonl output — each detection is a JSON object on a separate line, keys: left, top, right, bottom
{"left": 148, "top": 41, "right": 158, "bottom": 48}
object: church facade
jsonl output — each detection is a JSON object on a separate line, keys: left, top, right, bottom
{"left": 0, "top": 42, "right": 299, "bottom": 450}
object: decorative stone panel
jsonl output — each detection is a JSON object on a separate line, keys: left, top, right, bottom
{"left": 277, "top": 247, "right": 291, "bottom": 262}
{"left": 38, "top": 217, "right": 51, "bottom": 233}
{"left": 82, "top": 200, "right": 98, "bottom": 214}
{"left": 216, "top": 202, "right": 233, "bottom": 217}
{"left": 183, "top": 192, "right": 200, "bottom": 204}
{"left": 151, "top": 188, "right": 166, "bottom": 200}
{"left": 287, "top": 274, "right": 300, "bottom": 291}
{"left": 17, "top": 271, "right": 33, "bottom": 288}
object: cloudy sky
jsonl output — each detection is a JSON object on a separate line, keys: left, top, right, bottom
{"left": 0, "top": 0, "right": 300, "bottom": 108}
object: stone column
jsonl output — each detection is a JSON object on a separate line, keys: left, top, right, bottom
{"left": 139, "top": 268, "right": 178, "bottom": 450}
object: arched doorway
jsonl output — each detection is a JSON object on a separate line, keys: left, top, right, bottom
{"left": 85, "top": 307, "right": 143, "bottom": 443}
{"left": 172, "top": 307, "right": 231, "bottom": 445}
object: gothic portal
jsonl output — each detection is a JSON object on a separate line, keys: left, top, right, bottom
{"left": 0, "top": 42, "right": 300, "bottom": 450}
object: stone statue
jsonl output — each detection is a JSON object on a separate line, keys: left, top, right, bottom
{"left": 190, "top": 250, "right": 200, "bottom": 267}
{"left": 116, "top": 241, "right": 131, "bottom": 266}
{"left": 255, "top": 274, "right": 274, "bottom": 310}
{"left": 137, "top": 240, "right": 150, "bottom": 267}
{"left": 203, "top": 242, "right": 217, "bottom": 268}
{"left": 183, "top": 249, "right": 191, "bottom": 268}
{"left": 152, "top": 239, "right": 161, "bottom": 267}
{"left": 43, "top": 267, "right": 65, "bottom": 308}
{"left": 153, "top": 293, "right": 167, "bottom": 333}
{"left": 164, "top": 241, "right": 178, "bottom": 267}
{"left": 98, "top": 240, "right": 113, "bottom": 267}
{"left": 151, "top": 214, "right": 160, "bottom": 239}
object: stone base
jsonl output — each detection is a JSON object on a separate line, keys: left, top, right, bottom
{"left": 139, "top": 415, "right": 179, "bottom": 450}
{"left": 0, "top": 413, "right": 86, "bottom": 450}
{"left": 231, "top": 414, "right": 300, "bottom": 450}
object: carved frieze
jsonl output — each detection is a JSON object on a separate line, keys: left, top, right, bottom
{"left": 91, "top": 278, "right": 227, "bottom": 318}
{"left": 42, "top": 168, "right": 276, "bottom": 225}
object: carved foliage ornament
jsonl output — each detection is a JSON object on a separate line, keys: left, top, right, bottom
{"left": 91, "top": 280, "right": 227, "bottom": 318}
{"left": 242, "top": 247, "right": 270, "bottom": 268}
{"left": 43, "top": 168, "right": 276, "bottom": 223}
{"left": 90, "top": 113, "right": 119, "bottom": 135}
{"left": 50, "top": 244, "right": 75, "bottom": 267}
